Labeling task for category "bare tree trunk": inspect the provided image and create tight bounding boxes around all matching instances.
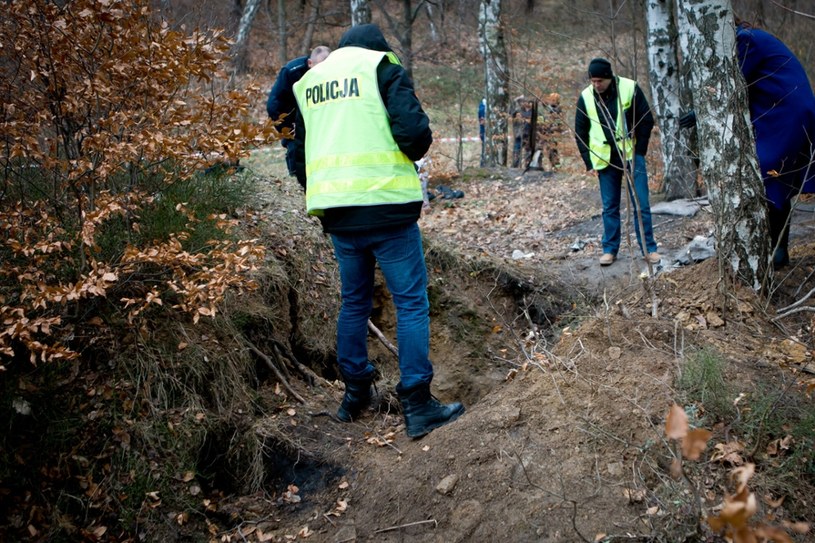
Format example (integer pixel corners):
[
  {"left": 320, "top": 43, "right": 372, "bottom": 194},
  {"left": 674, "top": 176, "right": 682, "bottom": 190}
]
[
  {"left": 677, "top": 0, "right": 770, "bottom": 290},
  {"left": 425, "top": 2, "right": 439, "bottom": 42},
  {"left": 479, "top": 0, "right": 509, "bottom": 166},
  {"left": 277, "top": 0, "right": 288, "bottom": 65},
  {"left": 645, "top": 0, "right": 697, "bottom": 199},
  {"left": 350, "top": 0, "right": 371, "bottom": 26},
  {"left": 233, "top": 0, "right": 262, "bottom": 74},
  {"left": 375, "top": 0, "right": 418, "bottom": 79},
  {"left": 301, "top": 0, "right": 320, "bottom": 55},
  {"left": 400, "top": 0, "right": 414, "bottom": 77}
]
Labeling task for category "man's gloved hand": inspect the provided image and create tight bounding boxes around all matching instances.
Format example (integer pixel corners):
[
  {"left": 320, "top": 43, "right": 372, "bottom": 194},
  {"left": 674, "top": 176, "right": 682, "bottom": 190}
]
[{"left": 678, "top": 110, "right": 697, "bottom": 129}]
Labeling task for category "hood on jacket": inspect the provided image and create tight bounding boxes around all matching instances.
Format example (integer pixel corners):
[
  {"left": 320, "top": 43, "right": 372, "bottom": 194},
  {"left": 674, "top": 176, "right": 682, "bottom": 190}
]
[{"left": 338, "top": 24, "right": 392, "bottom": 52}]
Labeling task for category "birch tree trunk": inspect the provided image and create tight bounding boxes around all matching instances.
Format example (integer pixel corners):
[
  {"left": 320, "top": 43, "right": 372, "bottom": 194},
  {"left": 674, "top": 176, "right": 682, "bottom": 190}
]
[
  {"left": 478, "top": 0, "right": 508, "bottom": 166},
  {"left": 350, "top": 0, "right": 371, "bottom": 26},
  {"left": 232, "top": 0, "right": 262, "bottom": 74},
  {"left": 645, "top": 0, "right": 697, "bottom": 200},
  {"left": 425, "top": 3, "right": 439, "bottom": 43},
  {"left": 676, "top": 0, "right": 770, "bottom": 290}
]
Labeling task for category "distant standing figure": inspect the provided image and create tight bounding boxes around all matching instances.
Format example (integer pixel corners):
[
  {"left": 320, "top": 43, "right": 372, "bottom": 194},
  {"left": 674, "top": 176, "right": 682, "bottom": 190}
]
[
  {"left": 574, "top": 58, "right": 660, "bottom": 266},
  {"left": 293, "top": 24, "right": 465, "bottom": 439},
  {"left": 478, "top": 97, "right": 487, "bottom": 166},
  {"left": 511, "top": 96, "right": 533, "bottom": 168},
  {"left": 266, "top": 46, "right": 330, "bottom": 181}
]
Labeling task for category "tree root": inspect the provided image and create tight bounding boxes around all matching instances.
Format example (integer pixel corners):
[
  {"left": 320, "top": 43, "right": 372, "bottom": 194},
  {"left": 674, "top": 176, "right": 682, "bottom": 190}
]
[{"left": 245, "top": 339, "right": 307, "bottom": 404}]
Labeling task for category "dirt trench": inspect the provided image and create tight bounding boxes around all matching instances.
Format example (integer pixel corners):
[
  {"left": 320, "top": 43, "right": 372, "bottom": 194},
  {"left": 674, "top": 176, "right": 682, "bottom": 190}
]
[{"left": 211, "top": 171, "right": 815, "bottom": 543}]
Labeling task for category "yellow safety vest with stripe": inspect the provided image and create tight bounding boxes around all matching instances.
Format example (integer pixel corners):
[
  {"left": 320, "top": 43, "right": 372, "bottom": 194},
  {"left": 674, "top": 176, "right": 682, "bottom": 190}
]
[
  {"left": 293, "top": 47, "right": 422, "bottom": 215},
  {"left": 581, "top": 77, "right": 637, "bottom": 169}
]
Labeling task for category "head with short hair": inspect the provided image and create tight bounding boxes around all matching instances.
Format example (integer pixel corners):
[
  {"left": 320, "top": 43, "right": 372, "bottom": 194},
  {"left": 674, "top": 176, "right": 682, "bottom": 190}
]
[{"left": 308, "top": 45, "right": 331, "bottom": 68}]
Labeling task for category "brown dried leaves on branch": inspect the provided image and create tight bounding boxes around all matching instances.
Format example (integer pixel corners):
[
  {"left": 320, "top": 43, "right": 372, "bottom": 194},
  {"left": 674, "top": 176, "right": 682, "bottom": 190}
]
[
  {"left": 0, "top": 0, "right": 278, "bottom": 366},
  {"left": 664, "top": 404, "right": 810, "bottom": 542}
]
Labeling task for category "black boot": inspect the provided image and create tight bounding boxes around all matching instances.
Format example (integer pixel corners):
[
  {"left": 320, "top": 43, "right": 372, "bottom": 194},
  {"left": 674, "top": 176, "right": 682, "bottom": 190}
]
[
  {"left": 768, "top": 204, "right": 791, "bottom": 269},
  {"left": 337, "top": 376, "right": 373, "bottom": 422},
  {"left": 397, "top": 383, "right": 465, "bottom": 438}
]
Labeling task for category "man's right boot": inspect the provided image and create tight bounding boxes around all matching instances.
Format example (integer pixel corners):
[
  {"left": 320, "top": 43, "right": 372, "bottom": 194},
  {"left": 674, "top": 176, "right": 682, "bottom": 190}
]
[
  {"left": 397, "top": 382, "right": 465, "bottom": 439},
  {"left": 337, "top": 376, "right": 373, "bottom": 422}
]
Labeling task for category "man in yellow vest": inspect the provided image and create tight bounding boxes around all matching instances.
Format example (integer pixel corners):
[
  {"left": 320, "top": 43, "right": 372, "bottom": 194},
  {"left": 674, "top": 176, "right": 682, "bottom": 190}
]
[
  {"left": 574, "top": 58, "right": 660, "bottom": 266},
  {"left": 293, "top": 24, "right": 464, "bottom": 439}
]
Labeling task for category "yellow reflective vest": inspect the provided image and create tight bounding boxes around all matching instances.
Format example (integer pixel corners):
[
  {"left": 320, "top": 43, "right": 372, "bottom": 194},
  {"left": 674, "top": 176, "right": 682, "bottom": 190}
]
[
  {"left": 293, "top": 47, "right": 422, "bottom": 215},
  {"left": 581, "top": 77, "right": 637, "bottom": 170}
]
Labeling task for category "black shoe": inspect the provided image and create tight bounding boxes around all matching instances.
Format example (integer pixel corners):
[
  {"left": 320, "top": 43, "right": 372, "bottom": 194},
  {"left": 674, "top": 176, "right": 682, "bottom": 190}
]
[
  {"left": 337, "top": 376, "right": 373, "bottom": 422},
  {"left": 396, "top": 382, "right": 465, "bottom": 438}
]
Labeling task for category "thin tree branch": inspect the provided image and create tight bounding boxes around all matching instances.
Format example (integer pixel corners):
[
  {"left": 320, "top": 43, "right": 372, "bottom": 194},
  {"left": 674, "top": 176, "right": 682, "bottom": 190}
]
[
  {"left": 368, "top": 319, "right": 399, "bottom": 357},
  {"left": 770, "top": 1, "right": 815, "bottom": 20}
]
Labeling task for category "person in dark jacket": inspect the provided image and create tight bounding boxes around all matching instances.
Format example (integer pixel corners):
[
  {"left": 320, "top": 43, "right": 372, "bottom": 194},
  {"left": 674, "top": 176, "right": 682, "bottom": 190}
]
[
  {"left": 736, "top": 22, "right": 815, "bottom": 268},
  {"left": 679, "top": 22, "right": 815, "bottom": 268},
  {"left": 266, "top": 45, "right": 330, "bottom": 177},
  {"left": 574, "top": 58, "right": 660, "bottom": 266},
  {"left": 292, "top": 23, "right": 464, "bottom": 439}
]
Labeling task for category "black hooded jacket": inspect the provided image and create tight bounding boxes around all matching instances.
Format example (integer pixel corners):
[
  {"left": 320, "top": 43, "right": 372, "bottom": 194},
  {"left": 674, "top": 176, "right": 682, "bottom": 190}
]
[
  {"left": 293, "top": 24, "right": 433, "bottom": 234},
  {"left": 574, "top": 78, "right": 654, "bottom": 171}
]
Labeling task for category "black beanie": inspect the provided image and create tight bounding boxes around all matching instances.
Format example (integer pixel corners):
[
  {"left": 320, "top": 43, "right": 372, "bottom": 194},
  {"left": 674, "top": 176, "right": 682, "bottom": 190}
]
[{"left": 588, "top": 58, "right": 613, "bottom": 79}]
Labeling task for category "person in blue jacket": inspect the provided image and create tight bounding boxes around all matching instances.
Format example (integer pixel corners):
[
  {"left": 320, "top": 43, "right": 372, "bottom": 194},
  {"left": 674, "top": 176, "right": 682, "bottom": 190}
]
[
  {"left": 738, "top": 21, "right": 815, "bottom": 268},
  {"left": 266, "top": 46, "right": 330, "bottom": 179},
  {"left": 681, "top": 21, "right": 815, "bottom": 268},
  {"left": 478, "top": 97, "right": 487, "bottom": 166}
]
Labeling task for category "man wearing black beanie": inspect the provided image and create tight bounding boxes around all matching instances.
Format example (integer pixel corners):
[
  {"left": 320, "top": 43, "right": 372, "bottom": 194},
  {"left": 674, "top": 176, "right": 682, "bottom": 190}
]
[{"left": 574, "top": 57, "right": 660, "bottom": 266}]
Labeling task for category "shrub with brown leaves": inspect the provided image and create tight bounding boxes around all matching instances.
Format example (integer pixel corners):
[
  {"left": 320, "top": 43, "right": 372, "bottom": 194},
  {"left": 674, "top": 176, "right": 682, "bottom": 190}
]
[{"left": 0, "top": 0, "right": 278, "bottom": 367}]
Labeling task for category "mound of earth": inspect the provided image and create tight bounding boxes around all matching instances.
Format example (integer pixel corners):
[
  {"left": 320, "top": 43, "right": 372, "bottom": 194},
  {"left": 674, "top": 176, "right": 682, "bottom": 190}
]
[{"left": 215, "top": 166, "right": 814, "bottom": 542}]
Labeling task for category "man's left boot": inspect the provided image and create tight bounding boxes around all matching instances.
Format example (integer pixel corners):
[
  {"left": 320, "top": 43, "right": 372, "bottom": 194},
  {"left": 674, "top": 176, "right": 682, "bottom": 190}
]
[
  {"left": 396, "top": 382, "right": 465, "bottom": 439},
  {"left": 768, "top": 205, "right": 791, "bottom": 269},
  {"left": 337, "top": 376, "right": 373, "bottom": 422}
]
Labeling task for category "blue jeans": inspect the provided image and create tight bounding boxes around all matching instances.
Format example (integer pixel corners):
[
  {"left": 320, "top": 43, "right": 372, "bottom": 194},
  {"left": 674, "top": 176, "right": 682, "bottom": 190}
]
[
  {"left": 597, "top": 154, "right": 657, "bottom": 256},
  {"left": 331, "top": 223, "right": 433, "bottom": 389}
]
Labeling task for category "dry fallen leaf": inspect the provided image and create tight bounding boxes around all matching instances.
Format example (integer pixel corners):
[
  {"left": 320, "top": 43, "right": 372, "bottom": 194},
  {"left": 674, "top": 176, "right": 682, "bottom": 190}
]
[
  {"left": 622, "top": 488, "right": 646, "bottom": 503},
  {"left": 665, "top": 404, "right": 689, "bottom": 440},
  {"left": 763, "top": 494, "right": 785, "bottom": 508},
  {"left": 681, "top": 428, "right": 712, "bottom": 460},
  {"left": 710, "top": 441, "right": 745, "bottom": 465}
]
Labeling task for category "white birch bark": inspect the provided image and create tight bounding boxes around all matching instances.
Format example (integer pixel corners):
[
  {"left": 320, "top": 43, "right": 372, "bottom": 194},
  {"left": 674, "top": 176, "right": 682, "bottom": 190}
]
[
  {"left": 350, "top": 0, "right": 371, "bottom": 26},
  {"left": 232, "top": 0, "right": 262, "bottom": 74},
  {"left": 676, "top": 0, "right": 770, "bottom": 290},
  {"left": 645, "top": 0, "right": 697, "bottom": 200},
  {"left": 478, "top": 0, "right": 508, "bottom": 166},
  {"left": 425, "top": 3, "right": 439, "bottom": 43}
]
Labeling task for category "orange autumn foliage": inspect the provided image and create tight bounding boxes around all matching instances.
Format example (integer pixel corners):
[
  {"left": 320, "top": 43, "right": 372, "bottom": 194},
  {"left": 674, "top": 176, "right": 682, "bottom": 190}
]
[{"left": 0, "top": 0, "right": 278, "bottom": 367}]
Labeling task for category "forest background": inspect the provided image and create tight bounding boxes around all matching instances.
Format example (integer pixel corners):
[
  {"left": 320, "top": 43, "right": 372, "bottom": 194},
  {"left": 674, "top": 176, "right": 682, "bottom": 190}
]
[{"left": 1, "top": 0, "right": 814, "bottom": 542}]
